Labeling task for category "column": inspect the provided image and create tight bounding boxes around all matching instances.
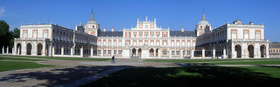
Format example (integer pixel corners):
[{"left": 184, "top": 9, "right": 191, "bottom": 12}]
[
  {"left": 80, "top": 46, "right": 83, "bottom": 57},
  {"left": 6, "top": 46, "right": 9, "bottom": 54},
  {"left": 136, "top": 48, "right": 138, "bottom": 56},
  {"left": 180, "top": 49, "right": 183, "bottom": 59},
  {"left": 191, "top": 49, "right": 194, "bottom": 58},
  {"left": 2, "top": 46, "right": 4, "bottom": 54},
  {"left": 212, "top": 48, "right": 216, "bottom": 59},
  {"left": 13, "top": 42, "right": 16, "bottom": 55},
  {"left": 101, "top": 48, "right": 104, "bottom": 57},
  {"left": 111, "top": 49, "right": 114, "bottom": 56},
  {"left": 223, "top": 47, "right": 226, "bottom": 58},
  {"left": 154, "top": 49, "right": 156, "bottom": 57},
  {"left": 90, "top": 46, "right": 93, "bottom": 57},
  {"left": 52, "top": 45, "right": 54, "bottom": 56},
  {"left": 202, "top": 48, "right": 205, "bottom": 58},
  {"left": 71, "top": 46, "right": 74, "bottom": 56},
  {"left": 169, "top": 49, "right": 172, "bottom": 58},
  {"left": 158, "top": 49, "right": 161, "bottom": 58},
  {"left": 42, "top": 43, "right": 46, "bottom": 56},
  {"left": 266, "top": 44, "right": 270, "bottom": 58},
  {"left": 61, "top": 46, "right": 64, "bottom": 55}
]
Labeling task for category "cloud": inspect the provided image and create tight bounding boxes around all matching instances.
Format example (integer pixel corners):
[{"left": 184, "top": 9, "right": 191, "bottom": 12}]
[{"left": 0, "top": 8, "right": 6, "bottom": 17}]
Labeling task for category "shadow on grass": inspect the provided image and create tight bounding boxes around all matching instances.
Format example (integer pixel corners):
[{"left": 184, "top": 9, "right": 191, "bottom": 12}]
[
  {"left": 82, "top": 64, "right": 280, "bottom": 87},
  {"left": 0, "top": 65, "right": 134, "bottom": 87}
]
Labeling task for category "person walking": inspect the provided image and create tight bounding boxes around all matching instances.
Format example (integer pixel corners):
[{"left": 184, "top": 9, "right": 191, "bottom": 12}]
[{"left": 112, "top": 55, "right": 115, "bottom": 64}]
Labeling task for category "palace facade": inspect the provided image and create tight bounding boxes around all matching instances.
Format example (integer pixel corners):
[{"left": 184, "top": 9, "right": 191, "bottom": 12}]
[{"left": 12, "top": 11, "right": 270, "bottom": 59}]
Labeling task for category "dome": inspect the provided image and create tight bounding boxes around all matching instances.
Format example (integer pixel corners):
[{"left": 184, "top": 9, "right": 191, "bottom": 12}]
[
  {"left": 197, "top": 20, "right": 210, "bottom": 25},
  {"left": 87, "top": 20, "right": 98, "bottom": 24},
  {"left": 86, "top": 12, "right": 98, "bottom": 24},
  {"left": 197, "top": 11, "right": 210, "bottom": 25}
]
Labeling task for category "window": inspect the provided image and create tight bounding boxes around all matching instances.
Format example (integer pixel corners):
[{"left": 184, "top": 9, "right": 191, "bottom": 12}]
[
  {"left": 182, "top": 42, "right": 185, "bottom": 46},
  {"left": 23, "top": 31, "right": 27, "bottom": 38},
  {"left": 188, "top": 42, "right": 190, "bottom": 47},
  {"left": 134, "top": 42, "right": 136, "bottom": 45},
  {"left": 177, "top": 42, "right": 179, "bottom": 46},
  {"left": 33, "top": 30, "right": 37, "bottom": 38},
  {"left": 140, "top": 33, "right": 142, "bottom": 37},
  {"left": 163, "top": 50, "right": 167, "bottom": 55},
  {"left": 109, "top": 41, "right": 111, "bottom": 46},
  {"left": 176, "top": 51, "right": 180, "bottom": 55},
  {"left": 232, "top": 31, "right": 237, "bottom": 39},
  {"left": 98, "top": 50, "right": 101, "bottom": 54},
  {"left": 244, "top": 31, "right": 249, "bottom": 39},
  {"left": 164, "top": 42, "right": 166, "bottom": 46},
  {"left": 114, "top": 42, "right": 116, "bottom": 46},
  {"left": 192, "top": 42, "right": 196, "bottom": 47},
  {"left": 119, "top": 42, "right": 121, "bottom": 46},
  {"left": 108, "top": 50, "right": 111, "bottom": 54},
  {"left": 172, "top": 42, "right": 174, "bottom": 46},
  {"left": 157, "top": 33, "right": 159, "bottom": 37},
  {"left": 44, "top": 30, "right": 48, "bottom": 38},
  {"left": 256, "top": 32, "right": 261, "bottom": 39},
  {"left": 172, "top": 51, "right": 175, "bottom": 55},
  {"left": 114, "top": 50, "right": 117, "bottom": 54},
  {"left": 92, "top": 26, "right": 95, "bottom": 28},
  {"left": 119, "top": 50, "right": 122, "bottom": 54},
  {"left": 151, "top": 42, "right": 154, "bottom": 45},
  {"left": 164, "top": 33, "right": 166, "bottom": 37},
  {"left": 103, "top": 42, "right": 106, "bottom": 46},
  {"left": 151, "top": 33, "right": 153, "bottom": 37},
  {"left": 134, "top": 33, "right": 136, "bottom": 37},
  {"left": 157, "top": 41, "right": 159, "bottom": 45},
  {"left": 146, "top": 33, "right": 148, "bottom": 37}
]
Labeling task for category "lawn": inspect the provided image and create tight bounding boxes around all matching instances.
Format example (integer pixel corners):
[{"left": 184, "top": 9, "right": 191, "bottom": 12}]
[
  {"left": 0, "top": 61, "right": 53, "bottom": 72},
  {"left": 82, "top": 66, "right": 280, "bottom": 87},
  {"left": 0, "top": 56, "right": 44, "bottom": 61},
  {"left": 145, "top": 58, "right": 280, "bottom": 65},
  {"left": 1, "top": 55, "right": 111, "bottom": 61}
]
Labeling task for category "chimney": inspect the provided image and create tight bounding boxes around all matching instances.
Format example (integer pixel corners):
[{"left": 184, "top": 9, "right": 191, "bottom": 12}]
[
  {"left": 112, "top": 27, "right": 114, "bottom": 32},
  {"left": 181, "top": 27, "right": 184, "bottom": 32},
  {"left": 103, "top": 27, "right": 106, "bottom": 32}
]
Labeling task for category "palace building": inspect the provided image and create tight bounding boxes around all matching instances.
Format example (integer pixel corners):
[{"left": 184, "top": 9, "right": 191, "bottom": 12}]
[{"left": 12, "top": 11, "right": 270, "bottom": 59}]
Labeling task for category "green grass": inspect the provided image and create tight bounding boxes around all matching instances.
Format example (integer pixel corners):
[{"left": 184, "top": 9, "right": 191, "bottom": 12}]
[
  {"left": 0, "top": 61, "right": 53, "bottom": 72},
  {"left": 0, "top": 57, "right": 44, "bottom": 61},
  {"left": 1, "top": 55, "right": 110, "bottom": 61},
  {"left": 82, "top": 66, "right": 280, "bottom": 87},
  {"left": 145, "top": 58, "right": 280, "bottom": 65}
]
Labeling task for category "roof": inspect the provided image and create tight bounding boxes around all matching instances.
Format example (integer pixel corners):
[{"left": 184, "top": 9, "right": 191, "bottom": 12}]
[
  {"left": 170, "top": 31, "right": 196, "bottom": 37},
  {"left": 98, "top": 31, "right": 123, "bottom": 37}
]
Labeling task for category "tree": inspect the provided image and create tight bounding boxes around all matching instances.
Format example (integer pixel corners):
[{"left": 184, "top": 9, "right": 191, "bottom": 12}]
[
  {"left": 0, "top": 20, "right": 11, "bottom": 50},
  {"left": 9, "top": 27, "right": 20, "bottom": 50}
]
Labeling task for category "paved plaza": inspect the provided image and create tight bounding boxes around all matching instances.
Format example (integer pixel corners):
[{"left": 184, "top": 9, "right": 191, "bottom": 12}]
[{"left": 0, "top": 56, "right": 180, "bottom": 87}]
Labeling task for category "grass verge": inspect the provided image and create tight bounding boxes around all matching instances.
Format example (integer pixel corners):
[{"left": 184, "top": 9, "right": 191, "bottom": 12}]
[{"left": 0, "top": 61, "right": 53, "bottom": 72}]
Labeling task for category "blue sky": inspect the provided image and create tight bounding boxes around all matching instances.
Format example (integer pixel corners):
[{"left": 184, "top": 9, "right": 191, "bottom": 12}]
[{"left": 0, "top": 0, "right": 279, "bottom": 41}]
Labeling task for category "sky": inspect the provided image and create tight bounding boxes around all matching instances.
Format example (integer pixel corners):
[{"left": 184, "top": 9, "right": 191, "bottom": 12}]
[{"left": 0, "top": 0, "right": 279, "bottom": 42}]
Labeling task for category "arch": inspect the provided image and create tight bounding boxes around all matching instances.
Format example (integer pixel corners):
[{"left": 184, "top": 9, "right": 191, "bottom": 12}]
[
  {"left": 235, "top": 45, "right": 242, "bottom": 58},
  {"left": 138, "top": 48, "right": 142, "bottom": 57},
  {"left": 26, "top": 43, "right": 32, "bottom": 55},
  {"left": 16, "top": 43, "right": 21, "bottom": 55},
  {"left": 132, "top": 48, "right": 136, "bottom": 56},
  {"left": 37, "top": 43, "right": 43, "bottom": 55},
  {"left": 260, "top": 45, "right": 266, "bottom": 58},
  {"left": 149, "top": 48, "right": 154, "bottom": 56},
  {"left": 248, "top": 45, "right": 254, "bottom": 58}
]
